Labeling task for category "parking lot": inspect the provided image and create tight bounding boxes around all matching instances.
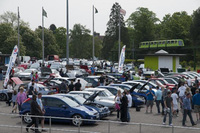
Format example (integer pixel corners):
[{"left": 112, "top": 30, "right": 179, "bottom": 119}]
[{"left": 1, "top": 98, "right": 200, "bottom": 133}]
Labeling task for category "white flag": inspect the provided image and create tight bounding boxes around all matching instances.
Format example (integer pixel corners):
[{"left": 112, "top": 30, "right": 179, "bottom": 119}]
[{"left": 118, "top": 45, "right": 126, "bottom": 73}]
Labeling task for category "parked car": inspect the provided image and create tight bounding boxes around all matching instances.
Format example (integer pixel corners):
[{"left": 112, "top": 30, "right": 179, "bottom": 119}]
[
  {"left": 20, "top": 95, "right": 99, "bottom": 126},
  {"left": 68, "top": 91, "right": 115, "bottom": 113},
  {"left": 83, "top": 76, "right": 100, "bottom": 87},
  {"left": 18, "top": 68, "right": 39, "bottom": 80},
  {"left": 96, "top": 86, "right": 124, "bottom": 96},
  {"left": 55, "top": 94, "right": 110, "bottom": 119}
]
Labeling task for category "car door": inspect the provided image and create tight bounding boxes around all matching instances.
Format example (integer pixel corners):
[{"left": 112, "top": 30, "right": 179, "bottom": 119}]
[{"left": 43, "top": 97, "right": 70, "bottom": 118}]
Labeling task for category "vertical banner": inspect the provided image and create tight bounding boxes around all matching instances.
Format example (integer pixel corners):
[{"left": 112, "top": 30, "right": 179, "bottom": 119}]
[
  {"left": 3, "top": 45, "right": 18, "bottom": 87},
  {"left": 118, "top": 45, "right": 126, "bottom": 73}
]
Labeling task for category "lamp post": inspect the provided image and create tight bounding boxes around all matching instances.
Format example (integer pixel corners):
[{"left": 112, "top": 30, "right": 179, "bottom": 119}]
[{"left": 66, "top": 0, "right": 69, "bottom": 65}]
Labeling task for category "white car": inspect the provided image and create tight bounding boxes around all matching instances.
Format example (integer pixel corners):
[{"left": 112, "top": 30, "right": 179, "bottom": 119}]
[
  {"left": 18, "top": 69, "right": 39, "bottom": 80},
  {"left": 84, "top": 88, "right": 115, "bottom": 101},
  {"left": 68, "top": 91, "right": 115, "bottom": 113}
]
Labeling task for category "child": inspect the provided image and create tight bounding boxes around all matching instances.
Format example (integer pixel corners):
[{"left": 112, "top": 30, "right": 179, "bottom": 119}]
[{"left": 11, "top": 90, "right": 17, "bottom": 113}]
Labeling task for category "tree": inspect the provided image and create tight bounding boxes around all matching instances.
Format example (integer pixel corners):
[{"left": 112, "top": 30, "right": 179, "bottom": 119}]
[
  {"left": 19, "top": 26, "right": 42, "bottom": 58},
  {"left": 49, "top": 24, "right": 57, "bottom": 34},
  {"left": 127, "top": 7, "right": 159, "bottom": 48},
  {"left": 0, "top": 23, "right": 25, "bottom": 55},
  {"left": 69, "top": 24, "right": 91, "bottom": 58},
  {"left": 0, "top": 11, "right": 29, "bottom": 27},
  {"left": 102, "top": 2, "right": 129, "bottom": 61},
  {"left": 54, "top": 27, "right": 66, "bottom": 57},
  {"left": 160, "top": 11, "right": 192, "bottom": 45},
  {"left": 35, "top": 27, "right": 60, "bottom": 57}
]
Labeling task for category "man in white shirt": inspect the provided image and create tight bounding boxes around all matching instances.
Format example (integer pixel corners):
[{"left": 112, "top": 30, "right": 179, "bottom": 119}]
[
  {"left": 171, "top": 90, "right": 179, "bottom": 116},
  {"left": 186, "top": 77, "right": 192, "bottom": 87},
  {"left": 28, "top": 80, "right": 39, "bottom": 93},
  {"left": 126, "top": 90, "right": 132, "bottom": 122},
  {"left": 178, "top": 83, "right": 186, "bottom": 108}
]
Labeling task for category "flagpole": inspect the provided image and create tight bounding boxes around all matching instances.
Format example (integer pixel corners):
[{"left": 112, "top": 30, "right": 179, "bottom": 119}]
[
  {"left": 66, "top": 0, "right": 69, "bottom": 65},
  {"left": 17, "top": 7, "right": 20, "bottom": 64},
  {"left": 92, "top": 5, "right": 95, "bottom": 63},
  {"left": 42, "top": 7, "right": 44, "bottom": 66},
  {"left": 118, "top": 8, "right": 121, "bottom": 61}
]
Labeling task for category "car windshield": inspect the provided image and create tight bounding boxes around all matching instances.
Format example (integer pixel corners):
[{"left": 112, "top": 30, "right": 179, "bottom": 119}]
[
  {"left": 104, "top": 90, "right": 113, "bottom": 96},
  {"left": 74, "top": 96, "right": 86, "bottom": 104},
  {"left": 61, "top": 97, "right": 79, "bottom": 107}
]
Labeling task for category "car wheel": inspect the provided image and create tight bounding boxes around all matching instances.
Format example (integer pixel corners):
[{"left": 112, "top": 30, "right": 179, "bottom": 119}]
[
  {"left": 23, "top": 112, "right": 32, "bottom": 124},
  {"left": 0, "top": 93, "right": 7, "bottom": 101},
  {"left": 72, "top": 114, "right": 83, "bottom": 126}
]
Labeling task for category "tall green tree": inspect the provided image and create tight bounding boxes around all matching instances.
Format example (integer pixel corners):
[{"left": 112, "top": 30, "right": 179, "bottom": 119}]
[
  {"left": 127, "top": 7, "right": 159, "bottom": 48},
  {"left": 49, "top": 24, "right": 57, "bottom": 34},
  {"left": 102, "top": 2, "right": 129, "bottom": 61},
  {"left": 54, "top": 27, "right": 66, "bottom": 57},
  {"left": 35, "top": 27, "right": 60, "bottom": 57},
  {"left": 160, "top": 11, "right": 192, "bottom": 45},
  {"left": 19, "top": 26, "right": 42, "bottom": 58},
  {"left": 0, "top": 11, "right": 29, "bottom": 27},
  {"left": 69, "top": 24, "right": 91, "bottom": 58},
  {"left": 0, "top": 23, "right": 25, "bottom": 55}
]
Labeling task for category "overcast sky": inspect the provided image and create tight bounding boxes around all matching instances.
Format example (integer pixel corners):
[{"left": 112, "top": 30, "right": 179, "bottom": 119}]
[{"left": 0, "top": 0, "right": 199, "bottom": 35}]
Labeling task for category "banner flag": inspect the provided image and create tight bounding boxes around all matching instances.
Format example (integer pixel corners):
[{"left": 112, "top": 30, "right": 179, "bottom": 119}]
[
  {"left": 3, "top": 45, "right": 18, "bottom": 87},
  {"left": 118, "top": 45, "right": 126, "bottom": 73}
]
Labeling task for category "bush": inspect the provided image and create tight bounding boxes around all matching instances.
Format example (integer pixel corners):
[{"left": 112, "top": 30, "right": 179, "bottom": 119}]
[
  {"left": 189, "top": 60, "right": 194, "bottom": 67},
  {"left": 180, "top": 61, "right": 187, "bottom": 68}
]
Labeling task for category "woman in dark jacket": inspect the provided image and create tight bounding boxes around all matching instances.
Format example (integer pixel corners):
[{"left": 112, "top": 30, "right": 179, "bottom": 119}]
[{"left": 120, "top": 91, "right": 128, "bottom": 122}]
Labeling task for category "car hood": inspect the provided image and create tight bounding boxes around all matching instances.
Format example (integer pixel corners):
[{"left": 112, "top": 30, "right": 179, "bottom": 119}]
[{"left": 73, "top": 105, "right": 97, "bottom": 114}]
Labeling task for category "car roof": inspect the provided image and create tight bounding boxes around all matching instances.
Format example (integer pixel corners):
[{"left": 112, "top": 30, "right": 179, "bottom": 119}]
[
  {"left": 69, "top": 91, "right": 93, "bottom": 94},
  {"left": 84, "top": 88, "right": 107, "bottom": 91}
]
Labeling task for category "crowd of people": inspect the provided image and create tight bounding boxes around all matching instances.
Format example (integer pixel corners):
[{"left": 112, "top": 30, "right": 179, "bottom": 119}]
[{"left": 143, "top": 78, "right": 200, "bottom": 126}]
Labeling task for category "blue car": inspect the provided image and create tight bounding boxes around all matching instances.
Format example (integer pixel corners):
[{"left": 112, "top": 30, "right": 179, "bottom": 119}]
[
  {"left": 56, "top": 94, "right": 110, "bottom": 119},
  {"left": 20, "top": 95, "right": 99, "bottom": 126}
]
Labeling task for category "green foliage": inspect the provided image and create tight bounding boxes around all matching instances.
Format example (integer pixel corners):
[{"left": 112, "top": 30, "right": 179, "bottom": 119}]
[
  {"left": 188, "top": 60, "right": 194, "bottom": 67},
  {"left": 180, "top": 61, "right": 187, "bottom": 68},
  {"left": 54, "top": 27, "right": 66, "bottom": 57},
  {"left": 0, "top": 23, "right": 26, "bottom": 55},
  {"left": 127, "top": 7, "right": 159, "bottom": 48},
  {"left": 19, "top": 25, "right": 42, "bottom": 58},
  {"left": 35, "top": 28, "right": 60, "bottom": 57}
]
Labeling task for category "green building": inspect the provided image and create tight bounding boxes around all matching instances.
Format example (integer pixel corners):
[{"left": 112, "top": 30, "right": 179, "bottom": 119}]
[{"left": 144, "top": 50, "right": 185, "bottom": 72}]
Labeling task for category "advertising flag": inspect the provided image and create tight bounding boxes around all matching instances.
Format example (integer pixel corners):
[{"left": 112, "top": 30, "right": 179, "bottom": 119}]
[
  {"left": 120, "top": 8, "right": 126, "bottom": 16},
  {"left": 3, "top": 45, "right": 18, "bottom": 87},
  {"left": 118, "top": 45, "right": 126, "bottom": 73}
]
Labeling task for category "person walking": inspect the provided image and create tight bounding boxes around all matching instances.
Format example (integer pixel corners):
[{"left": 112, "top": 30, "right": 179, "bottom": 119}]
[
  {"left": 6, "top": 81, "right": 13, "bottom": 106},
  {"left": 11, "top": 90, "right": 17, "bottom": 113},
  {"left": 178, "top": 83, "right": 186, "bottom": 108},
  {"left": 146, "top": 86, "right": 155, "bottom": 113},
  {"left": 74, "top": 79, "right": 82, "bottom": 91},
  {"left": 192, "top": 89, "right": 200, "bottom": 122},
  {"left": 120, "top": 91, "right": 128, "bottom": 122},
  {"left": 16, "top": 87, "right": 27, "bottom": 112},
  {"left": 26, "top": 95, "right": 42, "bottom": 133},
  {"left": 126, "top": 90, "right": 132, "bottom": 122},
  {"left": 37, "top": 93, "right": 46, "bottom": 132},
  {"left": 182, "top": 92, "right": 196, "bottom": 126},
  {"left": 155, "top": 86, "right": 162, "bottom": 114},
  {"left": 163, "top": 92, "right": 173, "bottom": 126},
  {"left": 171, "top": 90, "right": 179, "bottom": 116},
  {"left": 114, "top": 90, "right": 121, "bottom": 120}
]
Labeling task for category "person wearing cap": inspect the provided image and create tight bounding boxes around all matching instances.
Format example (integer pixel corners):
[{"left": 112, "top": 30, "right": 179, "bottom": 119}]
[
  {"left": 146, "top": 86, "right": 155, "bottom": 113},
  {"left": 182, "top": 93, "right": 196, "bottom": 126},
  {"left": 192, "top": 89, "right": 200, "bottom": 122},
  {"left": 16, "top": 87, "right": 27, "bottom": 111}
]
